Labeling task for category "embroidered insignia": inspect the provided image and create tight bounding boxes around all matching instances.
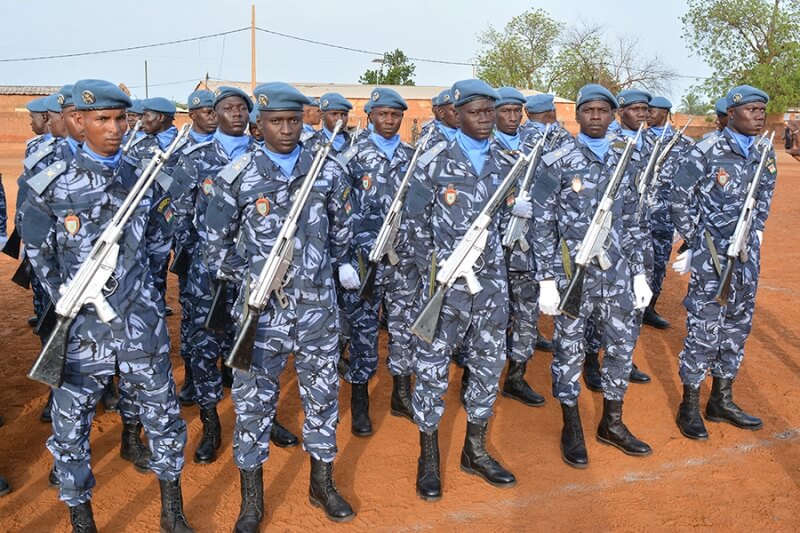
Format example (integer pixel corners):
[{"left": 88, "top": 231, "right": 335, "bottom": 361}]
[
  {"left": 192, "top": 96, "right": 200, "bottom": 106},
  {"left": 344, "top": 199, "right": 353, "bottom": 215},
  {"left": 767, "top": 159, "right": 777, "bottom": 175},
  {"left": 202, "top": 177, "right": 214, "bottom": 195},
  {"left": 164, "top": 208, "right": 174, "bottom": 223},
  {"left": 342, "top": 186, "right": 351, "bottom": 201},
  {"left": 255, "top": 196, "right": 270, "bottom": 216},
  {"left": 444, "top": 184, "right": 457, "bottom": 206},
  {"left": 157, "top": 198, "right": 170, "bottom": 213},
  {"left": 716, "top": 167, "right": 729, "bottom": 186},
  {"left": 64, "top": 212, "right": 80, "bottom": 235},
  {"left": 572, "top": 177, "right": 582, "bottom": 193},
  {"left": 81, "top": 91, "right": 95, "bottom": 105},
  {"left": 361, "top": 174, "right": 372, "bottom": 191},
  {"left": 258, "top": 94, "right": 269, "bottom": 107}
]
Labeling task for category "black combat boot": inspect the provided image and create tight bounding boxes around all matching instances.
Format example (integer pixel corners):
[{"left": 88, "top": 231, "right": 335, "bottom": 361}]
[
  {"left": 233, "top": 466, "right": 264, "bottom": 533},
  {"left": 460, "top": 366, "right": 470, "bottom": 406},
  {"left": 159, "top": 477, "right": 194, "bottom": 532},
  {"left": 0, "top": 475, "right": 9, "bottom": 497},
  {"left": 337, "top": 355, "right": 350, "bottom": 378},
  {"left": 350, "top": 383, "right": 372, "bottom": 436},
  {"left": 308, "top": 457, "right": 355, "bottom": 522},
  {"left": 101, "top": 379, "right": 120, "bottom": 412},
  {"left": 597, "top": 399, "right": 652, "bottom": 456},
  {"left": 582, "top": 350, "right": 602, "bottom": 393},
  {"left": 677, "top": 385, "right": 708, "bottom": 440},
  {"left": 629, "top": 363, "right": 651, "bottom": 384},
  {"left": 49, "top": 466, "right": 60, "bottom": 488},
  {"left": 416, "top": 430, "right": 441, "bottom": 501},
  {"left": 460, "top": 420, "right": 516, "bottom": 487},
  {"left": 194, "top": 407, "right": 222, "bottom": 464},
  {"left": 642, "top": 294, "right": 669, "bottom": 329},
  {"left": 40, "top": 390, "right": 53, "bottom": 423},
  {"left": 120, "top": 422, "right": 152, "bottom": 472},
  {"left": 69, "top": 501, "right": 97, "bottom": 533},
  {"left": 270, "top": 418, "right": 299, "bottom": 448},
  {"left": 178, "top": 366, "right": 195, "bottom": 406},
  {"left": 535, "top": 333, "right": 554, "bottom": 352},
  {"left": 705, "top": 377, "right": 763, "bottom": 430},
  {"left": 560, "top": 403, "right": 588, "bottom": 468},
  {"left": 390, "top": 374, "right": 414, "bottom": 421},
  {"left": 502, "top": 360, "right": 545, "bottom": 407}
]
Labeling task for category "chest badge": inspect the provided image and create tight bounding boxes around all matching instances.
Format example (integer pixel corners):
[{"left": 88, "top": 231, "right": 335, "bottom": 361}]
[
  {"left": 202, "top": 177, "right": 214, "bottom": 195},
  {"left": 362, "top": 174, "right": 372, "bottom": 191},
  {"left": 716, "top": 167, "right": 729, "bottom": 186},
  {"left": 572, "top": 177, "right": 583, "bottom": 193},
  {"left": 64, "top": 212, "right": 80, "bottom": 236},
  {"left": 444, "top": 184, "right": 457, "bottom": 206},
  {"left": 255, "top": 196, "right": 270, "bottom": 216}
]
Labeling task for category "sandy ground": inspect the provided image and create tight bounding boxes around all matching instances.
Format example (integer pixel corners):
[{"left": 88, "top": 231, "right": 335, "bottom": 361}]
[{"left": 0, "top": 143, "right": 798, "bottom": 532}]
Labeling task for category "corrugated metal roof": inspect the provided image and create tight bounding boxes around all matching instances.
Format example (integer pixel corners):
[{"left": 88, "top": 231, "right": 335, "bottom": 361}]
[{"left": 0, "top": 85, "right": 61, "bottom": 96}]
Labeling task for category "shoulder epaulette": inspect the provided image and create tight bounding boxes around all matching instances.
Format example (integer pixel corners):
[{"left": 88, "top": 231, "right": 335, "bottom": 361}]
[
  {"left": 541, "top": 144, "right": 571, "bottom": 166},
  {"left": 183, "top": 140, "right": 213, "bottom": 156},
  {"left": 26, "top": 135, "right": 42, "bottom": 147},
  {"left": 417, "top": 140, "right": 448, "bottom": 168},
  {"left": 497, "top": 149, "right": 519, "bottom": 166},
  {"left": 219, "top": 152, "right": 252, "bottom": 184},
  {"left": 335, "top": 145, "right": 359, "bottom": 168},
  {"left": 28, "top": 159, "right": 68, "bottom": 195},
  {"left": 300, "top": 130, "right": 316, "bottom": 143},
  {"left": 23, "top": 140, "right": 56, "bottom": 170},
  {"left": 695, "top": 132, "right": 721, "bottom": 154}
]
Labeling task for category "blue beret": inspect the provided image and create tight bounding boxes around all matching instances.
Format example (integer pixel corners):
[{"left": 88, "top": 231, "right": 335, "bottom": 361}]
[
  {"left": 727, "top": 85, "right": 769, "bottom": 109},
  {"left": 306, "top": 97, "right": 320, "bottom": 107},
  {"left": 213, "top": 86, "right": 253, "bottom": 112},
  {"left": 249, "top": 109, "right": 260, "bottom": 124},
  {"left": 72, "top": 79, "right": 132, "bottom": 111},
  {"left": 187, "top": 89, "right": 214, "bottom": 110},
  {"left": 369, "top": 87, "right": 408, "bottom": 111},
  {"left": 253, "top": 82, "right": 310, "bottom": 112},
  {"left": 495, "top": 87, "right": 526, "bottom": 108},
  {"left": 525, "top": 94, "right": 555, "bottom": 113},
  {"left": 26, "top": 97, "right": 48, "bottom": 114},
  {"left": 616, "top": 89, "right": 652, "bottom": 107},
  {"left": 714, "top": 97, "right": 728, "bottom": 116},
  {"left": 45, "top": 94, "right": 61, "bottom": 113},
  {"left": 56, "top": 85, "right": 74, "bottom": 108},
  {"left": 649, "top": 96, "right": 672, "bottom": 110},
  {"left": 576, "top": 84, "right": 618, "bottom": 109},
  {"left": 451, "top": 79, "right": 500, "bottom": 107},
  {"left": 128, "top": 99, "right": 144, "bottom": 114},
  {"left": 143, "top": 97, "right": 176, "bottom": 116},
  {"left": 320, "top": 92, "right": 353, "bottom": 112},
  {"left": 433, "top": 89, "right": 453, "bottom": 107}
]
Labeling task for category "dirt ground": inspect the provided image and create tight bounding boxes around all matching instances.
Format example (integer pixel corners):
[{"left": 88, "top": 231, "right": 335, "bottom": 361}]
[{"left": 0, "top": 143, "right": 798, "bottom": 532}]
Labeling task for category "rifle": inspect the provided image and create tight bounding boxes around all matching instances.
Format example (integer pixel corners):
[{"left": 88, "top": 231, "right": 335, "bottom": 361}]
[
  {"left": 502, "top": 134, "right": 547, "bottom": 252},
  {"left": 358, "top": 127, "right": 433, "bottom": 303},
  {"left": 635, "top": 125, "right": 669, "bottom": 216},
  {"left": 410, "top": 148, "right": 536, "bottom": 344},
  {"left": 638, "top": 118, "right": 694, "bottom": 214},
  {"left": 224, "top": 120, "right": 344, "bottom": 371},
  {"left": 122, "top": 120, "right": 143, "bottom": 154},
  {"left": 28, "top": 124, "right": 191, "bottom": 388},
  {"left": 558, "top": 124, "right": 643, "bottom": 319},
  {"left": 714, "top": 131, "right": 775, "bottom": 305},
  {"left": 350, "top": 119, "right": 361, "bottom": 148}
]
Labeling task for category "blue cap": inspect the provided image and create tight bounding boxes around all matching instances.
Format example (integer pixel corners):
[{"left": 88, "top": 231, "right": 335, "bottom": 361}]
[
  {"left": 319, "top": 92, "right": 353, "bottom": 112},
  {"left": 56, "top": 85, "right": 74, "bottom": 108},
  {"left": 451, "top": 79, "right": 500, "bottom": 107},
  {"left": 727, "top": 85, "right": 769, "bottom": 109},
  {"left": 433, "top": 89, "right": 453, "bottom": 107},
  {"left": 714, "top": 97, "right": 728, "bottom": 116},
  {"left": 649, "top": 96, "right": 672, "bottom": 110},
  {"left": 143, "top": 97, "right": 176, "bottom": 116},
  {"left": 213, "top": 86, "right": 253, "bottom": 112},
  {"left": 369, "top": 87, "right": 408, "bottom": 110},
  {"left": 72, "top": 79, "right": 132, "bottom": 111},
  {"left": 45, "top": 94, "right": 62, "bottom": 113},
  {"left": 526, "top": 94, "right": 555, "bottom": 113},
  {"left": 128, "top": 99, "right": 144, "bottom": 114},
  {"left": 187, "top": 89, "right": 214, "bottom": 110},
  {"left": 26, "top": 97, "right": 48, "bottom": 114},
  {"left": 495, "top": 87, "right": 526, "bottom": 108},
  {"left": 249, "top": 109, "right": 259, "bottom": 124},
  {"left": 576, "top": 84, "right": 618, "bottom": 109},
  {"left": 616, "top": 89, "right": 652, "bottom": 107},
  {"left": 253, "top": 82, "right": 310, "bottom": 112},
  {"left": 306, "top": 97, "right": 320, "bottom": 107}
]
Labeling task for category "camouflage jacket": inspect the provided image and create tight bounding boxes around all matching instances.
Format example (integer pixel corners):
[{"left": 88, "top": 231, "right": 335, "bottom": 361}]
[
  {"left": 520, "top": 122, "right": 574, "bottom": 150},
  {"left": 305, "top": 128, "right": 354, "bottom": 156},
  {"left": 645, "top": 127, "right": 694, "bottom": 230}
]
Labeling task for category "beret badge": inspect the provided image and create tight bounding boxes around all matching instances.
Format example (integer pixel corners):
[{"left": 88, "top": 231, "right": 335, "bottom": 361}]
[
  {"left": 57, "top": 94, "right": 65, "bottom": 105},
  {"left": 258, "top": 94, "right": 269, "bottom": 107},
  {"left": 733, "top": 93, "right": 742, "bottom": 103},
  {"left": 372, "top": 91, "right": 380, "bottom": 102},
  {"left": 81, "top": 91, "right": 96, "bottom": 105},
  {"left": 454, "top": 89, "right": 460, "bottom": 101},
  {"left": 192, "top": 96, "right": 200, "bottom": 106}
]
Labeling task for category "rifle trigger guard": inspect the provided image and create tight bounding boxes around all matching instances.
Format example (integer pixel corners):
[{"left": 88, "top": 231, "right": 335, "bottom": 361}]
[{"left": 103, "top": 275, "right": 119, "bottom": 297}]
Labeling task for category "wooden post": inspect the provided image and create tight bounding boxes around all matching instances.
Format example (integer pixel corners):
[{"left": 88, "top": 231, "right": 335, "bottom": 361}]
[{"left": 251, "top": 4, "right": 256, "bottom": 95}]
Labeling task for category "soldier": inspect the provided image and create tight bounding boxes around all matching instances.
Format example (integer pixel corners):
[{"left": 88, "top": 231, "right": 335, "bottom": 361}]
[
  {"left": 520, "top": 94, "right": 573, "bottom": 150},
  {"left": 301, "top": 96, "right": 321, "bottom": 140},
  {"left": 248, "top": 109, "right": 264, "bottom": 146},
  {"left": 337, "top": 87, "right": 419, "bottom": 435},
  {"left": 670, "top": 85, "right": 775, "bottom": 440},
  {"left": 533, "top": 84, "right": 653, "bottom": 469},
  {"left": 714, "top": 97, "right": 728, "bottom": 132},
  {"left": 204, "top": 82, "right": 356, "bottom": 527},
  {"left": 123, "top": 99, "right": 145, "bottom": 145},
  {"left": 306, "top": 92, "right": 353, "bottom": 154},
  {"left": 403, "top": 79, "right": 519, "bottom": 500},
  {"left": 25, "top": 96, "right": 51, "bottom": 156},
  {"left": 187, "top": 90, "right": 217, "bottom": 144},
  {"left": 20, "top": 79, "right": 192, "bottom": 532},
  {"left": 421, "top": 89, "right": 458, "bottom": 146}
]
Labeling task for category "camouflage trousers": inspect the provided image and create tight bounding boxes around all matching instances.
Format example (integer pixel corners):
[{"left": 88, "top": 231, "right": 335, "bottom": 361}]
[
  {"left": 553, "top": 291, "right": 637, "bottom": 405},
  {"left": 232, "top": 292, "right": 340, "bottom": 469},
  {"left": 177, "top": 269, "right": 192, "bottom": 369},
  {"left": 341, "top": 261, "right": 420, "bottom": 383},
  {"left": 413, "top": 276, "right": 508, "bottom": 433},
  {"left": 507, "top": 270, "right": 540, "bottom": 364},
  {"left": 651, "top": 226, "right": 673, "bottom": 298}
]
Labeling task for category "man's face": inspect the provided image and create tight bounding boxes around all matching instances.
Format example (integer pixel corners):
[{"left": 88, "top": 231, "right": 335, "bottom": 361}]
[
  {"left": 215, "top": 96, "right": 249, "bottom": 136},
  {"left": 456, "top": 99, "right": 495, "bottom": 140},
  {"left": 440, "top": 103, "right": 459, "bottom": 129},
  {"left": 249, "top": 120, "right": 263, "bottom": 142},
  {"left": 260, "top": 110, "right": 302, "bottom": 154},
  {"left": 126, "top": 112, "right": 141, "bottom": 129},
  {"left": 729, "top": 102, "right": 766, "bottom": 136},
  {"left": 495, "top": 104, "right": 522, "bottom": 135},
  {"left": 323, "top": 110, "right": 349, "bottom": 133},
  {"left": 303, "top": 105, "right": 321, "bottom": 126},
  {"left": 647, "top": 107, "right": 669, "bottom": 128},
  {"left": 62, "top": 106, "right": 85, "bottom": 141},
  {"left": 30, "top": 112, "right": 48, "bottom": 135},
  {"left": 618, "top": 103, "right": 648, "bottom": 131},
  {"left": 576, "top": 100, "right": 613, "bottom": 139},
  {"left": 141, "top": 110, "right": 171, "bottom": 135},
  {"left": 76, "top": 108, "right": 127, "bottom": 156},
  {"left": 47, "top": 110, "right": 67, "bottom": 138},
  {"left": 189, "top": 107, "right": 218, "bottom": 134},
  {"left": 371, "top": 107, "right": 404, "bottom": 138},
  {"left": 715, "top": 113, "right": 729, "bottom": 132}
]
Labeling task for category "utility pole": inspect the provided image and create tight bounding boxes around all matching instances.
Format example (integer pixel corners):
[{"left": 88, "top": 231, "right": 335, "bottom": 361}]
[
  {"left": 251, "top": 4, "right": 256, "bottom": 95},
  {"left": 144, "top": 60, "right": 149, "bottom": 98}
]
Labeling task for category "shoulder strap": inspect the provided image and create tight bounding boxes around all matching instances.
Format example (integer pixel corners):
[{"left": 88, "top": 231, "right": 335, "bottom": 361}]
[
  {"left": 28, "top": 160, "right": 68, "bottom": 195},
  {"left": 218, "top": 152, "right": 252, "bottom": 185},
  {"left": 417, "top": 140, "right": 448, "bottom": 168}
]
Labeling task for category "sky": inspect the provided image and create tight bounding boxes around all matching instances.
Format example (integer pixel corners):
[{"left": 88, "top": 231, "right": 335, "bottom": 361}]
[{"left": 0, "top": 0, "right": 711, "bottom": 103}]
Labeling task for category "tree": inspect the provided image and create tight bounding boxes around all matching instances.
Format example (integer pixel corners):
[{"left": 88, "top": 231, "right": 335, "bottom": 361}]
[
  {"left": 359, "top": 49, "right": 416, "bottom": 86},
  {"left": 682, "top": 0, "right": 800, "bottom": 112},
  {"left": 474, "top": 8, "right": 562, "bottom": 88},
  {"left": 679, "top": 91, "right": 710, "bottom": 115}
]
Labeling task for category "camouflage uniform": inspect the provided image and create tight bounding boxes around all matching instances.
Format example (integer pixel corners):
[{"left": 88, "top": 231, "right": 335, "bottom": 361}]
[
  {"left": 532, "top": 137, "right": 646, "bottom": 405},
  {"left": 670, "top": 129, "right": 777, "bottom": 386},
  {"left": 305, "top": 128, "right": 353, "bottom": 156},
  {"left": 20, "top": 148, "right": 186, "bottom": 506},
  {"left": 520, "top": 121, "right": 574, "bottom": 149},
  {"left": 421, "top": 121, "right": 457, "bottom": 148},
  {"left": 204, "top": 146, "right": 353, "bottom": 467}
]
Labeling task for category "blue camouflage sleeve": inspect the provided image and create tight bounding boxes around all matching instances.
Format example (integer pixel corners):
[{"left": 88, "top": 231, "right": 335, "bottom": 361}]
[
  {"left": 670, "top": 148, "right": 704, "bottom": 245},
  {"left": 205, "top": 172, "right": 243, "bottom": 283},
  {"left": 531, "top": 162, "right": 561, "bottom": 281},
  {"left": 402, "top": 160, "right": 436, "bottom": 282},
  {"left": 21, "top": 186, "right": 61, "bottom": 298},
  {"left": 324, "top": 158, "right": 355, "bottom": 268}
]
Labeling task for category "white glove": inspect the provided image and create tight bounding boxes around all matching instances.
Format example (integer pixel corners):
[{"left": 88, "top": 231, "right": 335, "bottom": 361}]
[
  {"left": 511, "top": 193, "right": 533, "bottom": 219},
  {"left": 338, "top": 264, "right": 360, "bottom": 290},
  {"left": 538, "top": 279, "right": 561, "bottom": 316},
  {"left": 756, "top": 230, "right": 763, "bottom": 245},
  {"left": 672, "top": 249, "right": 693, "bottom": 275},
  {"left": 633, "top": 274, "right": 653, "bottom": 310}
]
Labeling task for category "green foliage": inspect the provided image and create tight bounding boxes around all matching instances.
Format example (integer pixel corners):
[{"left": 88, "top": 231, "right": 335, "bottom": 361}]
[
  {"left": 359, "top": 49, "right": 416, "bottom": 86},
  {"left": 679, "top": 91, "right": 710, "bottom": 115}
]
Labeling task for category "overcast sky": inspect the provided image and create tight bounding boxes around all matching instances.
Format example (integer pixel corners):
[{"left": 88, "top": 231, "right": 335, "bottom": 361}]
[{"left": 0, "top": 0, "right": 711, "bottom": 103}]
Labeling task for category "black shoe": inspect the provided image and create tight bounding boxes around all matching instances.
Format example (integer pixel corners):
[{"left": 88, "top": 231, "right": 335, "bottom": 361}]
[
  {"left": 337, "top": 356, "right": 350, "bottom": 378},
  {"left": 49, "top": 466, "right": 60, "bottom": 488},
  {"left": 560, "top": 403, "right": 588, "bottom": 468},
  {"left": 582, "top": 351, "right": 602, "bottom": 393},
  {"left": 460, "top": 420, "right": 515, "bottom": 487},
  {"left": 165, "top": 306, "right": 174, "bottom": 317},
  {"left": 179, "top": 366, "right": 195, "bottom": 406},
  {"left": 502, "top": 360, "right": 545, "bottom": 407},
  {"left": 27, "top": 315, "right": 37, "bottom": 327},
  {"left": 705, "top": 377, "right": 763, "bottom": 430},
  {"left": 596, "top": 399, "right": 652, "bottom": 456},
  {"left": 642, "top": 295, "right": 669, "bottom": 329},
  {"left": 69, "top": 501, "right": 97, "bottom": 533},
  {"left": 416, "top": 430, "right": 441, "bottom": 501},
  {"left": 308, "top": 457, "right": 355, "bottom": 522},
  {"left": 535, "top": 334, "right": 554, "bottom": 353},
  {"left": 350, "top": 383, "right": 372, "bottom": 437},
  {"left": 677, "top": 385, "right": 708, "bottom": 440},
  {"left": 234, "top": 466, "right": 264, "bottom": 533},
  {"left": 120, "top": 422, "right": 152, "bottom": 473},
  {"left": 629, "top": 364, "right": 651, "bottom": 384},
  {"left": 270, "top": 418, "right": 299, "bottom": 448},
  {"left": 221, "top": 363, "right": 234, "bottom": 389},
  {"left": 460, "top": 366, "right": 470, "bottom": 406},
  {"left": 40, "top": 390, "right": 53, "bottom": 423},
  {"left": 101, "top": 379, "right": 120, "bottom": 412},
  {"left": 159, "top": 477, "right": 194, "bottom": 532},
  {"left": 0, "top": 475, "right": 10, "bottom": 497},
  {"left": 194, "top": 407, "right": 222, "bottom": 464},
  {"left": 390, "top": 375, "right": 414, "bottom": 421}
]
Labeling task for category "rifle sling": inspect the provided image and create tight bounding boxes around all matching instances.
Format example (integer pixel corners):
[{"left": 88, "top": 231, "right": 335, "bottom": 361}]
[
  {"left": 560, "top": 238, "right": 573, "bottom": 280},
  {"left": 704, "top": 229, "right": 722, "bottom": 277}
]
